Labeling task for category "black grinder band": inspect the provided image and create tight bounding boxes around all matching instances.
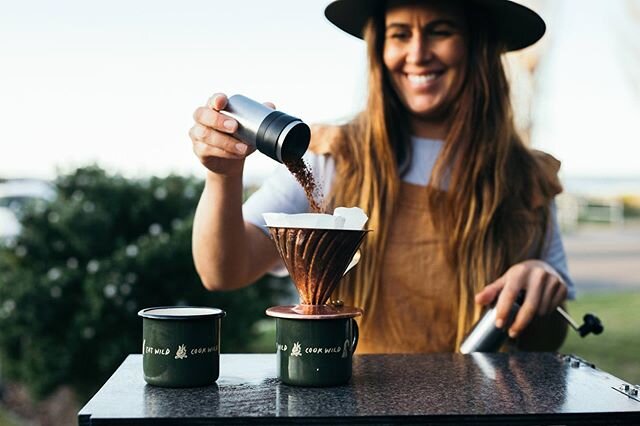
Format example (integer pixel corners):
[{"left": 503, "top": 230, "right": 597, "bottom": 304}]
[{"left": 257, "top": 110, "right": 310, "bottom": 163}]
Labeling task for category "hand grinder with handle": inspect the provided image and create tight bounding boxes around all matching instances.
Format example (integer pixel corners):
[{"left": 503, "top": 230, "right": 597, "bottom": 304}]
[{"left": 460, "top": 293, "right": 603, "bottom": 354}]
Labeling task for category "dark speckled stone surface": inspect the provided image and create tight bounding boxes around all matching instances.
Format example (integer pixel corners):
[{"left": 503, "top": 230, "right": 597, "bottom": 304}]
[{"left": 78, "top": 353, "right": 640, "bottom": 425}]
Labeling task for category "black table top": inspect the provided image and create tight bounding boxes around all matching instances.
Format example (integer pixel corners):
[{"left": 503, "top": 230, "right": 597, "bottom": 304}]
[{"left": 78, "top": 352, "right": 640, "bottom": 425}]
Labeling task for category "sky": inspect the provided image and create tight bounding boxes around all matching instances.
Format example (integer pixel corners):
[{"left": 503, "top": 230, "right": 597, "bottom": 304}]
[
  {"left": 533, "top": 0, "right": 640, "bottom": 179},
  {"left": 1, "top": 0, "right": 639, "bottom": 185}
]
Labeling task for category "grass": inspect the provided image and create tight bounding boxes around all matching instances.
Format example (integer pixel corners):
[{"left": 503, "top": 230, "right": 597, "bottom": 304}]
[{"left": 560, "top": 292, "right": 640, "bottom": 383}]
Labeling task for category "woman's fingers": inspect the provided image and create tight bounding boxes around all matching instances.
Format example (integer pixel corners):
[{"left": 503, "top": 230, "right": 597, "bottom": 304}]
[
  {"left": 190, "top": 92, "right": 246, "bottom": 158},
  {"left": 189, "top": 123, "right": 209, "bottom": 140},
  {"left": 193, "top": 106, "right": 238, "bottom": 134},
  {"left": 209, "top": 93, "right": 275, "bottom": 111},
  {"left": 189, "top": 92, "right": 257, "bottom": 176},
  {"left": 508, "top": 268, "right": 544, "bottom": 337},
  {"left": 538, "top": 274, "right": 559, "bottom": 316},
  {"left": 208, "top": 93, "right": 228, "bottom": 111},
  {"left": 190, "top": 124, "right": 251, "bottom": 156},
  {"left": 532, "top": 262, "right": 568, "bottom": 316},
  {"left": 475, "top": 276, "right": 505, "bottom": 306},
  {"left": 476, "top": 260, "right": 571, "bottom": 339},
  {"left": 192, "top": 140, "right": 245, "bottom": 161},
  {"left": 197, "top": 93, "right": 236, "bottom": 133},
  {"left": 492, "top": 260, "right": 569, "bottom": 338},
  {"left": 494, "top": 266, "right": 524, "bottom": 329},
  {"left": 552, "top": 283, "right": 568, "bottom": 310}
]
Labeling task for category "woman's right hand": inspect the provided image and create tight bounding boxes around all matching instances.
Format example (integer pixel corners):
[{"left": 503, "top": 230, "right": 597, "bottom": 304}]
[{"left": 189, "top": 93, "right": 254, "bottom": 177}]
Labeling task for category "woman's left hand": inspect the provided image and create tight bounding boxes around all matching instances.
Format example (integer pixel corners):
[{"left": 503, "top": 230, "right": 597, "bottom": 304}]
[{"left": 474, "top": 260, "right": 568, "bottom": 339}]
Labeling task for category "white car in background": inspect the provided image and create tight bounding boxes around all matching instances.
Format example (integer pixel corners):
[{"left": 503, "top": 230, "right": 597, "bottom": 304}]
[
  {"left": 0, "top": 207, "right": 21, "bottom": 240},
  {"left": 0, "top": 179, "right": 55, "bottom": 241}
]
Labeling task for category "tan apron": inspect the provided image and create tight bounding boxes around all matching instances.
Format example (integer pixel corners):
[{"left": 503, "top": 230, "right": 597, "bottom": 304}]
[
  {"left": 356, "top": 182, "right": 459, "bottom": 354},
  {"left": 308, "top": 126, "right": 562, "bottom": 355}
]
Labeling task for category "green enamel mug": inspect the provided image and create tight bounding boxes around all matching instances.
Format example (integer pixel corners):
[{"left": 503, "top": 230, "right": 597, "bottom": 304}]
[
  {"left": 267, "top": 305, "right": 361, "bottom": 387},
  {"left": 138, "top": 306, "right": 225, "bottom": 387}
]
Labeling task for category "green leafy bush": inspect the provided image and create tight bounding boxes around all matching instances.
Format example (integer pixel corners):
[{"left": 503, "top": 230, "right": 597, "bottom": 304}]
[{"left": 0, "top": 166, "right": 286, "bottom": 399}]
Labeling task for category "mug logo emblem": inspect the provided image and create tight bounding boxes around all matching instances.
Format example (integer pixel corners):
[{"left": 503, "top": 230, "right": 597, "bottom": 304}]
[
  {"left": 175, "top": 344, "right": 188, "bottom": 360},
  {"left": 291, "top": 342, "right": 302, "bottom": 357}
]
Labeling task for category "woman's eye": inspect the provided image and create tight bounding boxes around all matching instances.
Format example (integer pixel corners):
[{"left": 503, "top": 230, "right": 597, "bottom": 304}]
[
  {"left": 389, "top": 32, "right": 411, "bottom": 40},
  {"left": 428, "top": 29, "right": 454, "bottom": 38}
]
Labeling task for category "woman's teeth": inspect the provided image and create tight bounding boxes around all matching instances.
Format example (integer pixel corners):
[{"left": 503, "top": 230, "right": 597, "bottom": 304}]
[{"left": 407, "top": 73, "right": 440, "bottom": 86}]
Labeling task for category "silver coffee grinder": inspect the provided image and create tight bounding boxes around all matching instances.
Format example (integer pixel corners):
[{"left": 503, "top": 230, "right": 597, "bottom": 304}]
[
  {"left": 460, "top": 294, "right": 603, "bottom": 354},
  {"left": 219, "top": 94, "right": 310, "bottom": 163}
]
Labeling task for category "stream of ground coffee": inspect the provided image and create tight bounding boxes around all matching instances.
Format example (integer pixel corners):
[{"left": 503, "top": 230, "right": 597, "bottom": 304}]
[{"left": 284, "top": 159, "right": 324, "bottom": 213}]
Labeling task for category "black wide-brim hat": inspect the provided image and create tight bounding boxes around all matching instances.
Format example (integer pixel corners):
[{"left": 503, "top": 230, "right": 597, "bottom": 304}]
[{"left": 325, "top": 0, "right": 546, "bottom": 51}]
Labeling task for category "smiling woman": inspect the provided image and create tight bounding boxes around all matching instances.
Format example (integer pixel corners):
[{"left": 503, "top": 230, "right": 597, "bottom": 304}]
[
  {"left": 383, "top": 1, "right": 468, "bottom": 128},
  {"left": 190, "top": 0, "right": 572, "bottom": 354}
]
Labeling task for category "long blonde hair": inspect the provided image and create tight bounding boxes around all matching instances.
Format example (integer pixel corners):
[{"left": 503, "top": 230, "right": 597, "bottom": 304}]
[{"left": 329, "top": 3, "right": 556, "bottom": 349}]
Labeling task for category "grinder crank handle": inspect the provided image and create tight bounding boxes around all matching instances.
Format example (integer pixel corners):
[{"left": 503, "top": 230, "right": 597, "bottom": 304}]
[
  {"left": 503, "top": 291, "right": 603, "bottom": 338},
  {"left": 555, "top": 306, "right": 604, "bottom": 337}
]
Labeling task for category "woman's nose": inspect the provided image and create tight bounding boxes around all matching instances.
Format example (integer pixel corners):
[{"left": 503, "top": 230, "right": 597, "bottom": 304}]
[{"left": 406, "top": 36, "right": 431, "bottom": 65}]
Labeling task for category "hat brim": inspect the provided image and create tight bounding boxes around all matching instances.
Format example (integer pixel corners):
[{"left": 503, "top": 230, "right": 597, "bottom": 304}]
[{"left": 324, "top": 0, "right": 546, "bottom": 51}]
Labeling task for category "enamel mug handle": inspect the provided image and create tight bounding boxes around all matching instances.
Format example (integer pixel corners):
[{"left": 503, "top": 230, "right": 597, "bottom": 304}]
[{"left": 350, "top": 318, "right": 359, "bottom": 353}]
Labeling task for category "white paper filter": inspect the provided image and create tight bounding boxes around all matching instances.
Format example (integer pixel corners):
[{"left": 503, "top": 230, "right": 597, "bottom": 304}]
[{"left": 263, "top": 207, "right": 368, "bottom": 230}]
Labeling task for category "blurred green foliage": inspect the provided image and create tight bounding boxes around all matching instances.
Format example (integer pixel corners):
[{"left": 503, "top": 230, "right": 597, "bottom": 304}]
[{"left": 0, "top": 166, "right": 286, "bottom": 400}]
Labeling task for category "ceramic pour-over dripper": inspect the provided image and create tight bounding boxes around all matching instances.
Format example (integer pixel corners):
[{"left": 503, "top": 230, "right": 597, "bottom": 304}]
[
  {"left": 267, "top": 227, "right": 367, "bottom": 305},
  {"left": 263, "top": 208, "right": 368, "bottom": 306}
]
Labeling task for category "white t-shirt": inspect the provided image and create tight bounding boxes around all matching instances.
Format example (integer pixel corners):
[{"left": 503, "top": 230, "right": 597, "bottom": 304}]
[{"left": 243, "top": 137, "right": 575, "bottom": 299}]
